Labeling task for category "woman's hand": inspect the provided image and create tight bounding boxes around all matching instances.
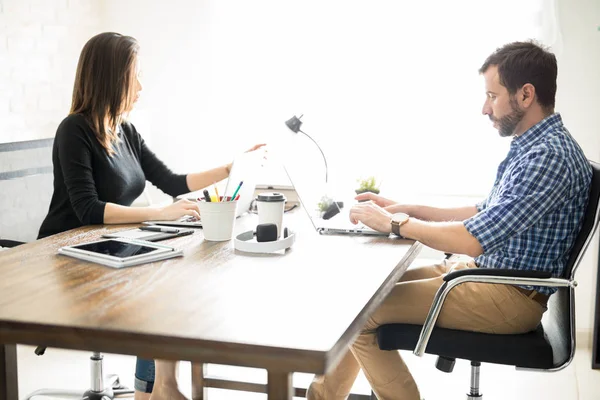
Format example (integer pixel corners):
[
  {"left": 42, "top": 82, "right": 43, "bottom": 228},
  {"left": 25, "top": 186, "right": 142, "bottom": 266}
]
[
  {"left": 354, "top": 192, "right": 396, "bottom": 208},
  {"left": 223, "top": 143, "right": 267, "bottom": 177},
  {"left": 157, "top": 199, "right": 200, "bottom": 221},
  {"left": 349, "top": 201, "right": 393, "bottom": 233},
  {"left": 245, "top": 143, "right": 267, "bottom": 153}
]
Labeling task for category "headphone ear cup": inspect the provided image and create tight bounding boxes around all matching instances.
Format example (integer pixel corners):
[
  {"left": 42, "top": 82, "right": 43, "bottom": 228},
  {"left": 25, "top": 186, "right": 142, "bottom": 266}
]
[
  {"left": 284, "top": 227, "right": 289, "bottom": 238},
  {"left": 256, "top": 223, "right": 278, "bottom": 242}
]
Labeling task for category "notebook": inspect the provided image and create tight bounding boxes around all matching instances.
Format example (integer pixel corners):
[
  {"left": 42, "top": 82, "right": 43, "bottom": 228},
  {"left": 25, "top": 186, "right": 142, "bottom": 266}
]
[{"left": 144, "top": 150, "right": 263, "bottom": 228}]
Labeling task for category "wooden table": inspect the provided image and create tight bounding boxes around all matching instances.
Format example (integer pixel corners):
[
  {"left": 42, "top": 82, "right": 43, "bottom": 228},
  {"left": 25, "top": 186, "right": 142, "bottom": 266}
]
[{"left": 0, "top": 213, "right": 421, "bottom": 399}]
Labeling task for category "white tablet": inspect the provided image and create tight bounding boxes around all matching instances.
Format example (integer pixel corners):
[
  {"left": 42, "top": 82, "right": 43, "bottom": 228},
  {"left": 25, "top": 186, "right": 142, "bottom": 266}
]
[{"left": 58, "top": 238, "right": 184, "bottom": 269}]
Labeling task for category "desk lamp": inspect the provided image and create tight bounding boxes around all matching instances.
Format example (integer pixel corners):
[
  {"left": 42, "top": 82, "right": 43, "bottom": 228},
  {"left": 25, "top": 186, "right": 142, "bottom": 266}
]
[
  {"left": 284, "top": 115, "right": 342, "bottom": 219},
  {"left": 285, "top": 115, "right": 328, "bottom": 183}
]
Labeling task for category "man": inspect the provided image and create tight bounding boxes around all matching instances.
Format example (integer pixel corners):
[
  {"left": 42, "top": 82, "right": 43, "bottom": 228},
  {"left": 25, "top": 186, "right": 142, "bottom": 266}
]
[{"left": 307, "top": 41, "right": 592, "bottom": 400}]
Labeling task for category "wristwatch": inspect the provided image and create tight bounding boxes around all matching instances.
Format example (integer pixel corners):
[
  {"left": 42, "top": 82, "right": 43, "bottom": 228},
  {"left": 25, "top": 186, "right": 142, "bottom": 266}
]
[{"left": 390, "top": 212, "right": 410, "bottom": 237}]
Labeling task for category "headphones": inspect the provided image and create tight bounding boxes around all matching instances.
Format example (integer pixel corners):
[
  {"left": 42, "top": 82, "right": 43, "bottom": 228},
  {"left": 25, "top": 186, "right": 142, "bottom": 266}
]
[{"left": 234, "top": 223, "right": 296, "bottom": 254}]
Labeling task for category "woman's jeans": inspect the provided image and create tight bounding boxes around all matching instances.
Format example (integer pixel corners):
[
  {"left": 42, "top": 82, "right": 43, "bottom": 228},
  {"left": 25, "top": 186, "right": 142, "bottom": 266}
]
[{"left": 134, "top": 358, "right": 155, "bottom": 393}]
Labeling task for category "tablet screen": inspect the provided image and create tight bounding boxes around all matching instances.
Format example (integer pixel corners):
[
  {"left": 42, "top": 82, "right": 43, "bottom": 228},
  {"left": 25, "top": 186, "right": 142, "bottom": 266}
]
[{"left": 73, "top": 240, "right": 157, "bottom": 258}]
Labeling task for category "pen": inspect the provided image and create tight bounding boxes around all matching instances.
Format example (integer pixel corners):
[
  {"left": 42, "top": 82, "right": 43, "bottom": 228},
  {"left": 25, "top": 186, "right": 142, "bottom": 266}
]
[
  {"left": 230, "top": 181, "right": 243, "bottom": 201},
  {"left": 140, "top": 226, "right": 180, "bottom": 233},
  {"left": 203, "top": 189, "right": 212, "bottom": 202},
  {"left": 213, "top": 183, "right": 220, "bottom": 203}
]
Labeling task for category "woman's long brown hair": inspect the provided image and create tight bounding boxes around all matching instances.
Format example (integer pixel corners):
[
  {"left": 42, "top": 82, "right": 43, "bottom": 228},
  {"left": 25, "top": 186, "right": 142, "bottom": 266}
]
[{"left": 70, "top": 32, "right": 139, "bottom": 156}]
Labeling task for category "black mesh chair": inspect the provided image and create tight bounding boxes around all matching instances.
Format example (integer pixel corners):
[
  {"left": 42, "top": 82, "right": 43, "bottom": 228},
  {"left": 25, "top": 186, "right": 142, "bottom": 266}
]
[{"left": 375, "top": 160, "right": 600, "bottom": 399}]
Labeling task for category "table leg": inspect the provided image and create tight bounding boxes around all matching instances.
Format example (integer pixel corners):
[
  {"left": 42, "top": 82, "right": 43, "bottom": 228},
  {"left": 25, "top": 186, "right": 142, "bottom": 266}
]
[
  {"left": 191, "top": 363, "right": 208, "bottom": 400},
  {"left": 267, "top": 371, "right": 292, "bottom": 400},
  {"left": 0, "top": 344, "right": 18, "bottom": 400}
]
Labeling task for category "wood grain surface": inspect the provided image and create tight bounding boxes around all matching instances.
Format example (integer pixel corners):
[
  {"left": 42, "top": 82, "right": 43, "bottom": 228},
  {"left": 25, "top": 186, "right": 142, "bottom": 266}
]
[{"left": 0, "top": 211, "right": 420, "bottom": 375}]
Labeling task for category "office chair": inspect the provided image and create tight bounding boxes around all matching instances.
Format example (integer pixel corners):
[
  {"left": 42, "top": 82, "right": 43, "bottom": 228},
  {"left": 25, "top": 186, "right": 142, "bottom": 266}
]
[
  {"left": 0, "top": 139, "right": 134, "bottom": 399},
  {"left": 374, "top": 160, "right": 600, "bottom": 400}
]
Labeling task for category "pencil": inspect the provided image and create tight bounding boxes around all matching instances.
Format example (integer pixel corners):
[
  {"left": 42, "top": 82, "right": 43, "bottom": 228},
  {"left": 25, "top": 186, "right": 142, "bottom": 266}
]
[
  {"left": 213, "top": 183, "right": 220, "bottom": 202},
  {"left": 230, "top": 181, "right": 244, "bottom": 201}
]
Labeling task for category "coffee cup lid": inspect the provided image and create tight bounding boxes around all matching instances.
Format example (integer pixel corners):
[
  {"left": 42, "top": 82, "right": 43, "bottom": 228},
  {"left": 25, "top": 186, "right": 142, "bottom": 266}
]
[{"left": 256, "top": 192, "right": 286, "bottom": 202}]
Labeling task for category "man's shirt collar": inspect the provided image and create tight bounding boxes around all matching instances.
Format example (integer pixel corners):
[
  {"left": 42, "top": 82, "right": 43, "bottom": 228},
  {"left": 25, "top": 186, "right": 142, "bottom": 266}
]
[{"left": 511, "top": 112, "right": 563, "bottom": 155}]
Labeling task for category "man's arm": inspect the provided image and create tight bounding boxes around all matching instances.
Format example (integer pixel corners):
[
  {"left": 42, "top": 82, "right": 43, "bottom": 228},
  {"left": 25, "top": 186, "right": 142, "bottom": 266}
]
[
  {"left": 386, "top": 204, "right": 479, "bottom": 222},
  {"left": 349, "top": 202, "right": 483, "bottom": 256},
  {"left": 400, "top": 218, "right": 484, "bottom": 257}
]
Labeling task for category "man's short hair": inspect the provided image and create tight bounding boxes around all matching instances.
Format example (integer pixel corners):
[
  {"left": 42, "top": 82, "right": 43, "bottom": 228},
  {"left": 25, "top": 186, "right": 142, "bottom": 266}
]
[{"left": 479, "top": 41, "right": 557, "bottom": 111}]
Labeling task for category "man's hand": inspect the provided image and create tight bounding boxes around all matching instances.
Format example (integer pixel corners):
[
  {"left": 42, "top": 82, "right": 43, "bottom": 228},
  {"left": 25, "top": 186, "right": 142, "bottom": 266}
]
[
  {"left": 349, "top": 201, "right": 393, "bottom": 233},
  {"left": 354, "top": 192, "right": 396, "bottom": 208}
]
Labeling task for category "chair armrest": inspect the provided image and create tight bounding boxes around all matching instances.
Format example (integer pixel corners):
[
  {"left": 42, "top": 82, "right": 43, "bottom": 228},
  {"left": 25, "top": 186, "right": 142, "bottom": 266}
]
[
  {"left": 413, "top": 270, "right": 574, "bottom": 357},
  {"left": 444, "top": 268, "right": 552, "bottom": 282},
  {"left": 0, "top": 239, "right": 25, "bottom": 248}
]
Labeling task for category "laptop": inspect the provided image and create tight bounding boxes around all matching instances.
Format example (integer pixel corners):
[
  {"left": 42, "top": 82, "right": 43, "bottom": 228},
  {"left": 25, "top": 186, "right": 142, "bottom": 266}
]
[
  {"left": 314, "top": 206, "right": 390, "bottom": 236},
  {"left": 283, "top": 167, "right": 389, "bottom": 237},
  {"left": 144, "top": 151, "right": 262, "bottom": 228}
]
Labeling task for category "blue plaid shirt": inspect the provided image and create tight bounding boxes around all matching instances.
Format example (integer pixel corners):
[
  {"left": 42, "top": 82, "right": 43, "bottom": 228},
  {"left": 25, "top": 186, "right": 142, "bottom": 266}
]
[{"left": 464, "top": 113, "right": 591, "bottom": 296}]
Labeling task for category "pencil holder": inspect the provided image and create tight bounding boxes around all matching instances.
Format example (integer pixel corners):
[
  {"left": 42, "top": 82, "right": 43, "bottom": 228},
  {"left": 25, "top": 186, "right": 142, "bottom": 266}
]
[{"left": 198, "top": 200, "right": 238, "bottom": 241}]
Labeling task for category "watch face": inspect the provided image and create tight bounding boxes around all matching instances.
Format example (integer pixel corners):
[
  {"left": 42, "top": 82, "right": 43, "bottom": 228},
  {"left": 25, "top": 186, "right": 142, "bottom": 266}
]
[{"left": 392, "top": 213, "right": 409, "bottom": 224}]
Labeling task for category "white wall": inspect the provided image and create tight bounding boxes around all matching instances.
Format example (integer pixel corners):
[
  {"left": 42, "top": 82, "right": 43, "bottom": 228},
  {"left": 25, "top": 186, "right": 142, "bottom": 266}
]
[
  {"left": 0, "top": 0, "right": 102, "bottom": 143},
  {"left": 101, "top": 0, "right": 550, "bottom": 199},
  {"left": 555, "top": 0, "right": 600, "bottom": 335}
]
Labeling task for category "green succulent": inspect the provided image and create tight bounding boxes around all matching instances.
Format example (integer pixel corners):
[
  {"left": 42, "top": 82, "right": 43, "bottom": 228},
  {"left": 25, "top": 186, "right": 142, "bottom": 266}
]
[
  {"left": 317, "top": 195, "right": 334, "bottom": 212},
  {"left": 355, "top": 176, "right": 380, "bottom": 195}
]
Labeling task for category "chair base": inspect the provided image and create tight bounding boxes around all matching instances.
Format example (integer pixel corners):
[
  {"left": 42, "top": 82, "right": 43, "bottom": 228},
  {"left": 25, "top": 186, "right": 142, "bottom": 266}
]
[
  {"left": 25, "top": 379, "right": 134, "bottom": 400},
  {"left": 25, "top": 351, "right": 134, "bottom": 400}
]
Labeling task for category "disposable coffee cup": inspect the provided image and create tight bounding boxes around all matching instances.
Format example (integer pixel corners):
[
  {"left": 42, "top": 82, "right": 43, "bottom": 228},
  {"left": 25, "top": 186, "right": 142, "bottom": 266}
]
[
  {"left": 198, "top": 200, "right": 238, "bottom": 241},
  {"left": 256, "top": 192, "right": 286, "bottom": 238}
]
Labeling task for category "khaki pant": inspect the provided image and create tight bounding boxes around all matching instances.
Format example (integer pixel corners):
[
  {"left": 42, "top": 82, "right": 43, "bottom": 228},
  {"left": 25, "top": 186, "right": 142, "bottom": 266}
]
[{"left": 307, "top": 259, "right": 546, "bottom": 400}]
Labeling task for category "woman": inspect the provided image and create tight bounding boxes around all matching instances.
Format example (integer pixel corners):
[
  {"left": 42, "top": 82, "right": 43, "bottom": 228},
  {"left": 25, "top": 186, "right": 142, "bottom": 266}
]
[{"left": 38, "top": 32, "right": 264, "bottom": 400}]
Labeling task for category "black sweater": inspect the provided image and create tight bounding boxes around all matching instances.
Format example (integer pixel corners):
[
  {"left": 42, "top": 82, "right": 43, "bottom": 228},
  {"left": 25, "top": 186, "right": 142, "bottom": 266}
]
[{"left": 38, "top": 114, "right": 189, "bottom": 239}]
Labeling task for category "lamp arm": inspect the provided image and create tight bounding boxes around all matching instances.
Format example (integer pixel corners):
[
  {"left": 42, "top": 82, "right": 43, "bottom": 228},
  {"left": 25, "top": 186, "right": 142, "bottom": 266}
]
[{"left": 299, "top": 129, "right": 328, "bottom": 183}]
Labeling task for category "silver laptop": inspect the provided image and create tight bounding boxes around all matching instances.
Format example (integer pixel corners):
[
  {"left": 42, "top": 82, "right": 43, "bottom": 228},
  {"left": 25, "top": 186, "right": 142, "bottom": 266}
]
[
  {"left": 144, "top": 151, "right": 262, "bottom": 228},
  {"left": 315, "top": 207, "right": 389, "bottom": 236},
  {"left": 283, "top": 167, "right": 389, "bottom": 237}
]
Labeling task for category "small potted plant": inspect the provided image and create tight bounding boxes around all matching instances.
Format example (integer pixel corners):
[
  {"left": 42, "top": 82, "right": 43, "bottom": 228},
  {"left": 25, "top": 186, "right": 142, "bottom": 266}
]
[
  {"left": 317, "top": 195, "right": 334, "bottom": 215},
  {"left": 355, "top": 176, "right": 380, "bottom": 195}
]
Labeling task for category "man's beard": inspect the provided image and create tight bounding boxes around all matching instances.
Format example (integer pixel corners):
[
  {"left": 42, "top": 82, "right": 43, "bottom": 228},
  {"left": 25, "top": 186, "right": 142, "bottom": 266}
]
[{"left": 490, "top": 96, "right": 525, "bottom": 137}]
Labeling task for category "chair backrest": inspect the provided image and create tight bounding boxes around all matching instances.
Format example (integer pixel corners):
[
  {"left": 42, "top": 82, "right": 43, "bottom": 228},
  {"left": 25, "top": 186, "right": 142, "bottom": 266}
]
[
  {"left": 542, "top": 160, "right": 600, "bottom": 369},
  {"left": 0, "top": 139, "right": 54, "bottom": 243},
  {"left": 564, "top": 161, "right": 600, "bottom": 279}
]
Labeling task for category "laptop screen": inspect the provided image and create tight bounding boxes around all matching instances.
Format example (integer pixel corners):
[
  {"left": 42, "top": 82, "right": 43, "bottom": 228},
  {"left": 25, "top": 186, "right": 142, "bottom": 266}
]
[
  {"left": 277, "top": 133, "right": 385, "bottom": 235},
  {"left": 223, "top": 150, "right": 264, "bottom": 217},
  {"left": 279, "top": 150, "right": 349, "bottom": 233}
]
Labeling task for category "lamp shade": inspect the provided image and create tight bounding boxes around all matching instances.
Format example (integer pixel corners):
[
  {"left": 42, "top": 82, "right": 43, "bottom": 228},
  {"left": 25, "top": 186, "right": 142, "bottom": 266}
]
[
  {"left": 283, "top": 114, "right": 328, "bottom": 183},
  {"left": 285, "top": 115, "right": 303, "bottom": 133}
]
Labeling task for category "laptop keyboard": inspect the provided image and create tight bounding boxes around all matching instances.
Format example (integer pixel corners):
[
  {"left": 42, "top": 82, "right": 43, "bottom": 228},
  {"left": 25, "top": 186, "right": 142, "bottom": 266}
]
[{"left": 179, "top": 216, "right": 200, "bottom": 223}]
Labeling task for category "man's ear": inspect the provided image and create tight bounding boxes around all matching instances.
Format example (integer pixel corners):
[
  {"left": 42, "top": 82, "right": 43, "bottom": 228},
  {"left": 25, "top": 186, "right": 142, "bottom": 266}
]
[{"left": 520, "top": 83, "right": 536, "bottom": 108}]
